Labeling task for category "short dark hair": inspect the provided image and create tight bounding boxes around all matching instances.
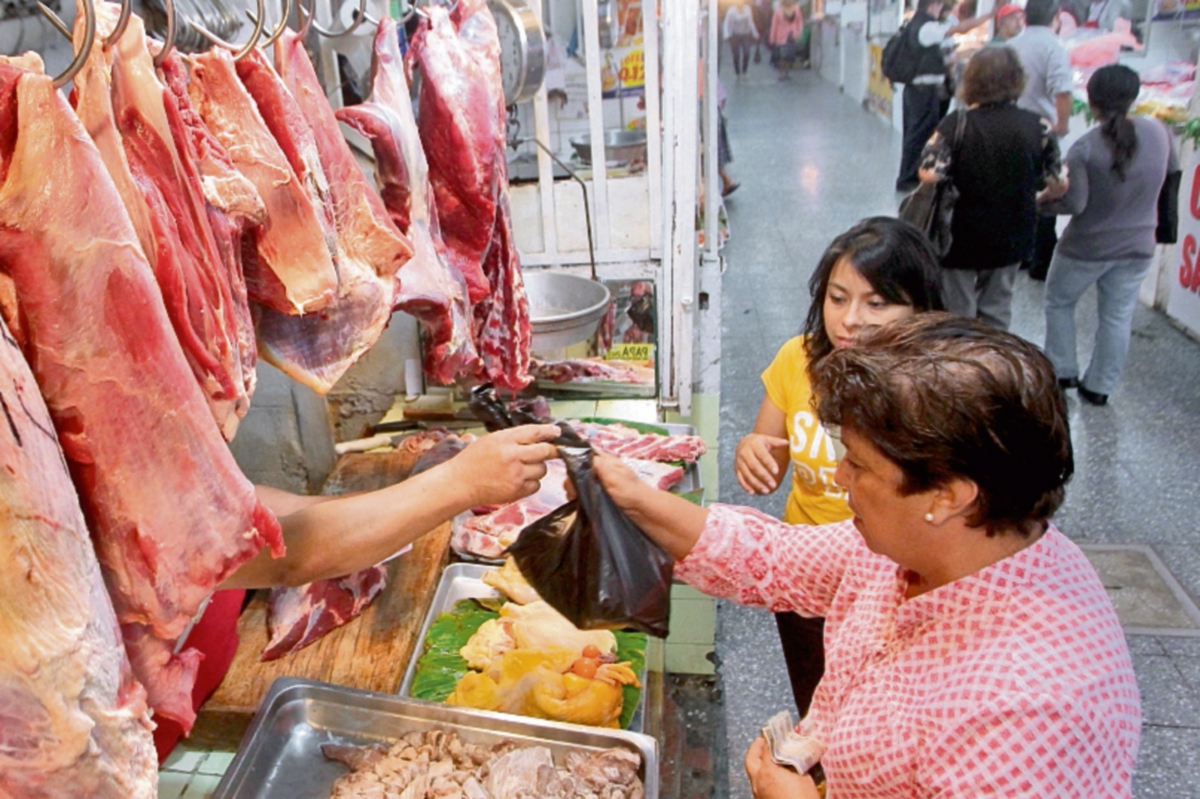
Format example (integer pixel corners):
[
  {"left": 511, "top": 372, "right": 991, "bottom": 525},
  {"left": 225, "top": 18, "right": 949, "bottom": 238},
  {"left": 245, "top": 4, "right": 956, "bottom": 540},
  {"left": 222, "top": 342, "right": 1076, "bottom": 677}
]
[
  {"left": 802, "top": 217, "right": 945, "bottom": 367},
  {"left": 812, "top": 313, "right": 1074, "bottom": 537},
  {"left": 1023, "top": 0, "right": 1060, "bottom": 26},
  {"left": 960, "top": 46, "right": 1026, "bottom": 106},
  {"left": 917, "top": 0, "right": 943, "bottom": 12}
]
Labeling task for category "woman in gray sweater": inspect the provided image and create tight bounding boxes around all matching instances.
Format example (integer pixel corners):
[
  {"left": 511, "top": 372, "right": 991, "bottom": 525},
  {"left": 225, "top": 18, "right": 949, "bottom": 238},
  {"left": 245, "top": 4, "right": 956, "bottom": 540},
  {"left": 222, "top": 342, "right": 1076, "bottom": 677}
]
[{"left": 1040, "top": 65, "right": 1177, "bottom": 405}]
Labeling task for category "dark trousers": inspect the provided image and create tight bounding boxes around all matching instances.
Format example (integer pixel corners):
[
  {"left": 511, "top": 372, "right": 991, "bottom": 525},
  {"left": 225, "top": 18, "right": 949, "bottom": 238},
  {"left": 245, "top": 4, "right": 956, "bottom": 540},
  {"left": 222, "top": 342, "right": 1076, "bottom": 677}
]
[
  {"left": 730, "top": 35, "right": 754, "bottom": 74},
  {"left": 1026, "top": 213, "right": 1059, "bottom": 280},
  {"left": 775, "top": 612, "right": 826, "bottom": 716},
  {"left": 897, "top": 82, "right": 943, "bottom": 190}
]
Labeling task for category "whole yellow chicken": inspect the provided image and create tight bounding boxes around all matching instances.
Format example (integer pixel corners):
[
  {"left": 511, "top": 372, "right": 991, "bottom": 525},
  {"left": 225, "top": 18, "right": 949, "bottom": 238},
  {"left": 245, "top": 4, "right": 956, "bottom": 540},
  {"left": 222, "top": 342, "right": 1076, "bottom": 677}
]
[{"left": 446, "top": 646, "right": 640, "bottom": 728}]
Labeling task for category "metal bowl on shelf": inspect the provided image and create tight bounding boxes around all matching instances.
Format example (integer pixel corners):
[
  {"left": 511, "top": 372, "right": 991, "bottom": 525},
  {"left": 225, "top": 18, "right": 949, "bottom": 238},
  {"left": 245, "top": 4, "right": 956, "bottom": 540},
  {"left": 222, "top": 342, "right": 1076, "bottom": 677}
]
[
  {"left": 570, "top": 129, "right": 648, "bottom": 165},
  {"left": 525, "top": 271, "right": 611, "bottom": 352}
]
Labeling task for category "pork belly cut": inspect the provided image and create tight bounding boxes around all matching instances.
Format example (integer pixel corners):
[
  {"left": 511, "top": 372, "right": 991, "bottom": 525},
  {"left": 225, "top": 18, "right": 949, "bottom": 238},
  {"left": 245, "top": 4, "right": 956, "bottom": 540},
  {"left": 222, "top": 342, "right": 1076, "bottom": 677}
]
[
  {"left": 0, "top": 314, "right": 157, "bottom": 799},
  {"left": 0, "top": 66, "right": 282, "bottom": 730},
  {"left": 337, "top": 17, "right": 478, "bottom": 384},
  {"left": 187, "top": 47, "right": 338, "bottom": 316}
]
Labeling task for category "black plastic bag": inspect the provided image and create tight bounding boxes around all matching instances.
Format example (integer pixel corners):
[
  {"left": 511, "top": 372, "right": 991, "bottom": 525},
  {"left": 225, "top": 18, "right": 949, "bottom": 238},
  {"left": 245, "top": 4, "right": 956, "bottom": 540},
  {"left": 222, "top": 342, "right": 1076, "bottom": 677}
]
[
  {"left": 505, "top": 423, "right": 673, "bottom": 638},
  {"left": 468, "top": 384, "right": 548, "bottom": 431}
]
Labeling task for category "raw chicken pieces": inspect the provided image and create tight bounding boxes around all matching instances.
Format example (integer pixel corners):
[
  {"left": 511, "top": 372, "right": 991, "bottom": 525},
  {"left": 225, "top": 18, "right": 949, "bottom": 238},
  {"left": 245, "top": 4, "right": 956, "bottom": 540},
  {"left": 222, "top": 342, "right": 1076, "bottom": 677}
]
[
  {"left": 0, "top": 64, "right": 282, "bottom": 730},
  {"left": 337, "top": 17, "right": 478, "bottom": 384},
  {"left": 0, "top": 315, "right": 157, "bottom": 799}
]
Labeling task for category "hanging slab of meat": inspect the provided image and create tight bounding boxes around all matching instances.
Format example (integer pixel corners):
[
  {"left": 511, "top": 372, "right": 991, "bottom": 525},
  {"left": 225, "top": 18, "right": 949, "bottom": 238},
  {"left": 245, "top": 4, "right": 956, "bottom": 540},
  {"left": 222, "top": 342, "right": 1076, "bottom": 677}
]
[
  {"left": 453, "top": 457, "right": 683, "bottom": 559},
  {"left": 73, "top": 7, "right": 254, "bottom": 440},
  {"left": 0, "top": 66, "right": 284, "bottom": 731},
  {"left": 336, "top": 17, "right": 478, "bottom": 384},
  {"left": 474, "top": 195, "right": 532, "bottom": 390},
  {"left": 187, "top": 47, "right": 338, "bottom": 316},
  {"left": 159, "top": 50, "right": 264, "bottom": 412},
  {"left": 571, "top": 421, "right": 707, "bottom": 463},
  {"left": 253, "top": 30, "right": 414, "bottom": 395},
  {"left": 0, "top": 317, "right": 158, "bottom": 799},
  {"left": 410, "top": 4, "right": 501, "bottom": 304},
  {"left": 260, "top": 566, "right": 387, "bottom": 661}
]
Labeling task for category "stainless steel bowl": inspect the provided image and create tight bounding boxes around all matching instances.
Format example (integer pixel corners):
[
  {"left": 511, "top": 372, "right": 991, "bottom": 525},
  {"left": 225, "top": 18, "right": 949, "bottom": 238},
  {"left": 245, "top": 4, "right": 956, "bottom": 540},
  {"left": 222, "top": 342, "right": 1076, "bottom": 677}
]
[
  {"left": 570, "top": 129, "right": 648, "bottom": 165},
  {"left": 524, "top": 271, "right": 611, "bottom": 352}
]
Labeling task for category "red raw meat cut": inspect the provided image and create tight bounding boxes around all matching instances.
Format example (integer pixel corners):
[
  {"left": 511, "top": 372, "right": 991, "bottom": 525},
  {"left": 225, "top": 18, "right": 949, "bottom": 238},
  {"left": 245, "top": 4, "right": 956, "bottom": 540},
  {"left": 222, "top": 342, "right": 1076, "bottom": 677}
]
[
  {"left": 336, "top": 17, "right": 478, "bottom": 384},
  {"left": 159, "top": 51, "right": 263, "bottom": 412},
  {"left": 474, "top": 196, "right": 532, "bottom": 391},
  {"left": 530, "top": 358, "right": 652, "bottom": 385},
  {"left": 410, "top": 4, "right": 499, "bottom": 303},
  {"left": 0, "top": 64, "right": 283, "bottom": 731},
  {"left": 187, "top": 47, "right": 338, "bottom": 316},
  {"left": 571, "top": 421, "right": 708, "bottom": 463},
  {"left": 0, "top": 315, "right": 158, "bottom": 799},
  {"left": 452, "top": 457, "right": 683, "bottom": 559},
  {"left": 261, "top": 566, "right": 387, "bottom": 661},
  {"left": 253, "top": 30, "right": 414, "bottom": 395},
  {"left": 72, "top": 7, "right": 252, "bottom": 440}
]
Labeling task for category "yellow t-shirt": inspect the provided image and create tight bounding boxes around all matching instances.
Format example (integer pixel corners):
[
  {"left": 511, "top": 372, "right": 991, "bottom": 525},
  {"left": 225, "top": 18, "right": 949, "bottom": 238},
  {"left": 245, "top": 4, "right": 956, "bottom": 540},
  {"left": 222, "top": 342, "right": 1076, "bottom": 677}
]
[{"left": 761, "top": 336, "right": 851, "bottom": 526}]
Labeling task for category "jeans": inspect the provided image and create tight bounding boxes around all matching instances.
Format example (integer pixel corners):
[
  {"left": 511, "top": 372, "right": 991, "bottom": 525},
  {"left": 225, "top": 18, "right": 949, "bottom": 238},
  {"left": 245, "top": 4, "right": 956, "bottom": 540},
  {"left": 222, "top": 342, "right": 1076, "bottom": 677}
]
[
  {"left": 1043, "top": 251, "right": 1153, "bottom": 396},
  {"left": 897, "top": 83, "right": 943, "bottom": 189},
  {"left": 729, "top": 35, "right": 754, "bottom": 74},
  {"left": 940, "top": 263, "right": 1020, "bottom": 331}
]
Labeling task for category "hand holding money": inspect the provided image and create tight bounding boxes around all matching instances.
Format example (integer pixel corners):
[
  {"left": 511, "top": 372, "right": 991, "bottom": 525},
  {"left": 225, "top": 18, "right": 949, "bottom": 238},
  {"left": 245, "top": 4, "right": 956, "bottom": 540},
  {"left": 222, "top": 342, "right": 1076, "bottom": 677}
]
[{"left": 761, "top": 710, "right": 826, "bottom": 774}]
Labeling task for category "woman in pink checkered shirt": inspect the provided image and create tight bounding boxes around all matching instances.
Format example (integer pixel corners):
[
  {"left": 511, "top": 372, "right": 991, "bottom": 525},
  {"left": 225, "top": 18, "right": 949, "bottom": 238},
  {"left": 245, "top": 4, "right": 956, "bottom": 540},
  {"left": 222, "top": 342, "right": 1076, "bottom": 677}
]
[{"left": 597, "top": 314, "right": 1140, "bottom": 799}]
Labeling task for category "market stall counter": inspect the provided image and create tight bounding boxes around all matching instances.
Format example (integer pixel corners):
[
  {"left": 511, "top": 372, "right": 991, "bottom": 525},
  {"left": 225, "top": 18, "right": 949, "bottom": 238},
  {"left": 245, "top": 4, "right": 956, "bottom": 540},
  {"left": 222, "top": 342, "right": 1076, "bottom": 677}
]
[{"left": 188, "top": 447, "right": 455, "bottom": 751}]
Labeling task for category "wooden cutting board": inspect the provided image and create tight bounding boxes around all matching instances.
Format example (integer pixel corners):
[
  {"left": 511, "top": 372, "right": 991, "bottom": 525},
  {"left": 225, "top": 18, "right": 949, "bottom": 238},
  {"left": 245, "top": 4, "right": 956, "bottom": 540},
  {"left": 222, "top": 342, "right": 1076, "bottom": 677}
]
[{"left": 189, "top": 448, "right": 452, "bottom": 749}]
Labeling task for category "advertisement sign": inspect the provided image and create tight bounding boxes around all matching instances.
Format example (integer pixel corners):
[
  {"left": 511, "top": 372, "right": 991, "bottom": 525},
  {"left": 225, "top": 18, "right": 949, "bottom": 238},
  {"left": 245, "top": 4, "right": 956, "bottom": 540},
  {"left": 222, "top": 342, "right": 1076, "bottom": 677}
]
[
  {"left": 1167, "top": 153, "right": 1200, "bottom": 336},
  {"left": 865, "top": 42, "right": 893, "bottom": 123}
]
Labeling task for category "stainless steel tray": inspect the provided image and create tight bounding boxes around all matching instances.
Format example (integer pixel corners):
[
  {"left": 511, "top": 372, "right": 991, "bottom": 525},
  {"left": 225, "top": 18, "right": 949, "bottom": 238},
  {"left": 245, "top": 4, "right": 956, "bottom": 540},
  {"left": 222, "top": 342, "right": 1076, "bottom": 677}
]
[
  {"left": 398, "top": 563, "right": 651, "bottom": 732},
  {"left": 212, "top": 677, "right": 658, "bottom": 799}
]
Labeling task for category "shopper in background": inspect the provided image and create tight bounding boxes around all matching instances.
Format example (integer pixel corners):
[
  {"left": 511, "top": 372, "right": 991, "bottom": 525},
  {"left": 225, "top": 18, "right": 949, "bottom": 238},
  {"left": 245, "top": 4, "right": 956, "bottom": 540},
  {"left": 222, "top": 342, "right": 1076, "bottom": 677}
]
[
  {"left": 734, "top": 217, "right": 944, "bottom": 715},
  {"left": 769, "top": 0, "right": 805, "bottom": 81},
  {"left": 894, "top": 0, "right": 994, "bottom": 192},
  {"left": 594, "top": 314, "right": 1140, "bottom": 799},
  {"left": 1041, "top": 65, "right": 1176, "bottom": 406},
  {"left": 918, "top": 46, "right": 1067, "bottom": 331},
  {"left": 991, "top": 3, "right": 1025, "bottom": 42},
  {"left": 1084, "top": 0, "right": 1133, "bottom": 30},
  {"left": 1008, "top": 0, "right": 1074, "bottom": 280},
  {"left": 724, "top": 0, "right": 760, "bottom": 80},
  {"left": 752, "top": 0, "right": 774, "bottom": 65}
]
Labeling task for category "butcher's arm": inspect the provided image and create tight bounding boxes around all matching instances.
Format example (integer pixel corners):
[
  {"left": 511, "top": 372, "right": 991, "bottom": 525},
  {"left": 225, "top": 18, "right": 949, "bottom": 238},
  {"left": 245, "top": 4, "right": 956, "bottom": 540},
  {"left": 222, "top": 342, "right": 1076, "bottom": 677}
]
[
  {"left": 223, "top": 424, "right": 561, "bottom": 589},
  {"left": 254, "top": 485, "right": 335, "bottom": 516}
]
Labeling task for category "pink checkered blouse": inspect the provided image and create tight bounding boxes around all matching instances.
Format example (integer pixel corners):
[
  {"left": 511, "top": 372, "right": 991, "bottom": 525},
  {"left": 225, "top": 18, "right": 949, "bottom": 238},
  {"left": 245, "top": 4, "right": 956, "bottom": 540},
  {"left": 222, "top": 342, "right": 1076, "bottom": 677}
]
[{"left": 676, "top": 505, "right": 1141, "bottom": 798}]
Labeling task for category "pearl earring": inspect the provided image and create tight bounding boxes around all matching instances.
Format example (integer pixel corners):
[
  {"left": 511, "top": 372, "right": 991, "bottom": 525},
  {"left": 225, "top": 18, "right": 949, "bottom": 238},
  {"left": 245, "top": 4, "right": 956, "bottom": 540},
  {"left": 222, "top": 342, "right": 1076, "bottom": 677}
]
[{"left": 924, "top": 513, "right": 934, "bottom": 523}]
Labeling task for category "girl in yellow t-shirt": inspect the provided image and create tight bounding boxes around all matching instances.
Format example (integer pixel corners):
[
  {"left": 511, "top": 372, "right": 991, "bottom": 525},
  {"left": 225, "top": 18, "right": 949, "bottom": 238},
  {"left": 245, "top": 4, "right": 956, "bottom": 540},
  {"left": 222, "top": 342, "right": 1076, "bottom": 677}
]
[{"left": 734, "top": 217, "right": 944, "bottom": 714}]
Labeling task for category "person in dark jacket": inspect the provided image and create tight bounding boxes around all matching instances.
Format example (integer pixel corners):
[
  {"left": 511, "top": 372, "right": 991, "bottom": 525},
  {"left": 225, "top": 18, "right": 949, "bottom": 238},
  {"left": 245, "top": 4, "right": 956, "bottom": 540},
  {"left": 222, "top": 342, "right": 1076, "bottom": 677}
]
[
  {"left": 918, "top": 45, "right": 1067, "bottom": 330},
  {"left": 896, "top": 0, "right": 993, "bottom": 192}
]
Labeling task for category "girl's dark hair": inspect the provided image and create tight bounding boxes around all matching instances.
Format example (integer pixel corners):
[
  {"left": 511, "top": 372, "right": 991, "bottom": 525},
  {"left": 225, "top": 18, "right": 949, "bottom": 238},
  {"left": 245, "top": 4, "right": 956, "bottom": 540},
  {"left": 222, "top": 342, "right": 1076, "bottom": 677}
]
[
  {"left": 1088, "top": 65, "right": 1140, "bottom": 181},
  {"left": 802, "top": 217, "right": 945, "bottom": 366},
  {"left": 1023, "top": 0, "right": 1059, "bottom": 26}
]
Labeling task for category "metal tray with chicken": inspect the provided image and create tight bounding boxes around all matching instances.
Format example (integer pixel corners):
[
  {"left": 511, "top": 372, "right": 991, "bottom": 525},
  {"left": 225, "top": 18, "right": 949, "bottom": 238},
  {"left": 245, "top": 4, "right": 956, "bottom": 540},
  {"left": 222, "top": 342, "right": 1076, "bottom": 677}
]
[
  {"left": 211, "top": 677, "right": 656, "bottom": 799},
  {"left": 400, "top": 561, "right": 650, "bottom": 732}
]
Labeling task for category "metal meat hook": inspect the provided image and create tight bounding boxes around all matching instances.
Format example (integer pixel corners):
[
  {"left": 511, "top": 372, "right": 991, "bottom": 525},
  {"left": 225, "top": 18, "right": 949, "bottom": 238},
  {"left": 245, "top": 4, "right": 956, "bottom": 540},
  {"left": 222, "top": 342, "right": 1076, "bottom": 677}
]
[
  {"left": 35, "top": 0, "right": 95, "bottom": 87},
  {"left": 308, "top": 0, "right": 368, "bottom": 38},
  {"left": 151, "top": 0, "right": 176, "bottom": 66},
  {"left": 192, "top": 0, "right": 266, "bottom": 60},
  {"left": 246, "top": 0, "right": 294, "bottom": 48}
]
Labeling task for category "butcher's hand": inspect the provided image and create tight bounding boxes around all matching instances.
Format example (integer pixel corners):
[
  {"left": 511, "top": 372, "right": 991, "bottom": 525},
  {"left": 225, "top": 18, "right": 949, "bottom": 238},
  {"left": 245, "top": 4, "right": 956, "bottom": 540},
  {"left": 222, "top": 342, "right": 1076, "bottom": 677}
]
[
  {"left": 735, "top": 434, "right": 789, "bottom": 495},
  {"left": 452, "top": 424, "right": 561, "bottom": 508},
  {"left": 745, "top": 738, "right": 820, "bottom": 799}
]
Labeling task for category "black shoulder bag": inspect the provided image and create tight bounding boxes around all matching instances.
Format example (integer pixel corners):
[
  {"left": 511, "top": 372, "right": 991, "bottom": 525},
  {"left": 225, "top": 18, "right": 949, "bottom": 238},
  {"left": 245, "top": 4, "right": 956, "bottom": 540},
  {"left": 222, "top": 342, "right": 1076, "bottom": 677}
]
[{"left": 898, "top": 109, "right": 968, "bottom": 258}]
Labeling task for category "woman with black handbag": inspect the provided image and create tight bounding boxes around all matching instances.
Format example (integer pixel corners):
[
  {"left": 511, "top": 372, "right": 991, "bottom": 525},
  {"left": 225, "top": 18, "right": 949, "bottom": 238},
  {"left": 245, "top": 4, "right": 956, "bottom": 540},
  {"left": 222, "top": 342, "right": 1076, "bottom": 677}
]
[
  {"left": 917, "top": 46, "right": 1067, "bottom": 331},
  {"left": 1039, "top": 65, "right": 1179, "bottom": 406}
]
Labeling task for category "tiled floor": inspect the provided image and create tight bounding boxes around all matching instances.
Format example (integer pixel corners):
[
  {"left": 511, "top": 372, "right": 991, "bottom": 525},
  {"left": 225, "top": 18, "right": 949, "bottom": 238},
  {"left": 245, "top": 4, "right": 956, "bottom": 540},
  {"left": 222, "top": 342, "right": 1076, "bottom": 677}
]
[{"left": 713, "top": 61, "right": 1200, "bottom": 799}]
